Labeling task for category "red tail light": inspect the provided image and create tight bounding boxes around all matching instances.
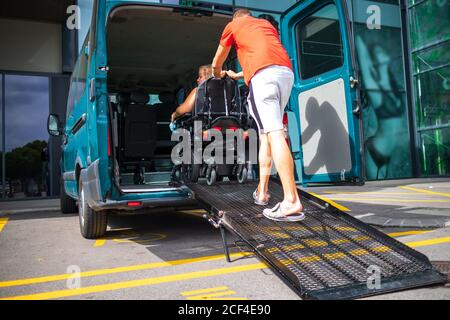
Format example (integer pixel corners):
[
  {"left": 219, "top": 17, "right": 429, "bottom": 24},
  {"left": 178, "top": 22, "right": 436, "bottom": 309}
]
[
  {"left": 283, "top": 112, "right": 288, "bottom": 126},
  {"left": 228, "top": 126, "right": 238, "bottom": 132},
  {"left": 212, "top": 126, "right": 222, "bottom": 132},
  {"left": 127, "top": 201, "right": 142, "bottom": 207}
]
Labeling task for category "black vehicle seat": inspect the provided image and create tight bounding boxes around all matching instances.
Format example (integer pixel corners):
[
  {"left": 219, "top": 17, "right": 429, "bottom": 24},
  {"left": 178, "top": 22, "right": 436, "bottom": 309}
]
[
  {"left": 122, "top": 91, "right": 158, "bottom": 183},
  {"left": 153, "top": 91, "right": 177, "bottom": 153}
]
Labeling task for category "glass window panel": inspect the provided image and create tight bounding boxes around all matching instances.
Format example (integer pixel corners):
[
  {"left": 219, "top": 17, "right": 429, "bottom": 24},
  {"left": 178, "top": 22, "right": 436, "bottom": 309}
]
[
  {"left": 295, "top": 3, "right": 344, "bottom": 80},
  {"left": 414, "top": 66, "right": 450, "bottom": 128},
  {"left": 412, "top": 41, "right": 450, "bottom": 75},
  {"left": 352, "top": 0, "right": 412, "bottom": 179},
  {"left": 408, "top": 0, "right": 450, "bottom": 50},
  {"left": 5, "top": 75, "right": 50, "bottom": 198},
  {"left": 419, "top": 127, "right": 450, "bottom": 176}
]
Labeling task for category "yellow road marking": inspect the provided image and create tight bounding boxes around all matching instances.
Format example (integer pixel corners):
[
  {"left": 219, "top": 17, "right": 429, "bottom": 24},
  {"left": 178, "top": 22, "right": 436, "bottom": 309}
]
[
  {"left": 0, "top": 252, "right": 253, "bottom": 288},
  {"left": 0, "top": 218, "right": 8, "bottom": 233},
  {"left": 387, "top": 230, "right": 431, "bottom": 237},
  {"left": 94, "top": 239, "right": 106, "bottom": 247},
  {"left": 400, "top": 186, "right": 450, "bottom": 198},
  {"left": 187, "top": 290, "right": 237, "bottom": 300},
  {"left": 182, "top": 286, "right": 230, "bottom": 296},
  {"left": 0, "top": 263, "right": 266, "bottom": 300},
  {"left": 309, "top": 193, "right": 351, "bottom": 212},
  {"left": 322, "top": 192, "right": 415, "bottom": 195},
  {"left": 326, "top": 198, "right": 450, "bottom": 203},
  {"left": 406, "top": 236, "right": 450, "bottom": 248}
]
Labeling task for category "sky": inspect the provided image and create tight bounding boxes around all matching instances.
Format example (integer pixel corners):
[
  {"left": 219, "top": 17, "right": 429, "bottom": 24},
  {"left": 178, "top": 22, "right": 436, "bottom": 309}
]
[{"left": 4, "top": 74, "right": 49, "bottom": 152}]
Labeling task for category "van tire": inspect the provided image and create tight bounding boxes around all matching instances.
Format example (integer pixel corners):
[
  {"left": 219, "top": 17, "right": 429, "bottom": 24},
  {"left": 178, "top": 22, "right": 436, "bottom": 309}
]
[
  {"left": 60, "top": 181, "right": 78, "bottom": 214},
  {"left": 78, "top": 182, "right": 107, "bottom": 239}
]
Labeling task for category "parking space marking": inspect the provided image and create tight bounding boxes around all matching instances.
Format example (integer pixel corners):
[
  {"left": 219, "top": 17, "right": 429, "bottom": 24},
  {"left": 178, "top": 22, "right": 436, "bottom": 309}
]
[
  {"left": 309, "top": 193, "right": 351, "bottom": 212},
  {"left": 406, "top": 236, "right": 450, "bottom": 248},
  {"left": 325, "top": 197, "right": 450, "bottom": 203},
  {"left": 323, "top": 191, "right": 415, "bottom": 195},
  {"left": 0, "top": 263, "right": 266, "bottom": 300},
  {"left": 387, "top": 230, "right": 431, "bottom": 237},
  {"left": 0, "top": 218, "right": 8, "bottom": 233},
  {"left": 181, "top": 286, "right": 245, "bottom": 300},
  {"left": 400, "top": 186, "right": 450, "bottom": 198},
  {"left": 0, "top": 252, "right": 253, "bottom": 288},
  {"left": 93, "top": 231, "right": 167, "bottom": 247}
]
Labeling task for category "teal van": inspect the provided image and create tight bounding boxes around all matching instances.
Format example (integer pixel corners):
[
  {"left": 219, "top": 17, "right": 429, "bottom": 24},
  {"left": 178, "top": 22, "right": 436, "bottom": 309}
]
[{"left": 48, "top": 0, "right": 363, "bottom": 239}]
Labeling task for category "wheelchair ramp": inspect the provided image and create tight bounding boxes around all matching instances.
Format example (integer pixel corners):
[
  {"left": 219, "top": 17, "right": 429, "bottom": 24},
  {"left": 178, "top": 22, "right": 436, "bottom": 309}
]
[{"left": 185, "top": 180, "right": 447, "bottom": 300}]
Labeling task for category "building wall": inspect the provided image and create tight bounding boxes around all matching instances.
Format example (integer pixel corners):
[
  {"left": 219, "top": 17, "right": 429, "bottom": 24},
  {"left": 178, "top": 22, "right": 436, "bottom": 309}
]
[
  {"left": 407, "top": 0, "right": 450, "bottom": 177},
  {"left": 0, "top": 18, "right": 62, "bottom": 74}
]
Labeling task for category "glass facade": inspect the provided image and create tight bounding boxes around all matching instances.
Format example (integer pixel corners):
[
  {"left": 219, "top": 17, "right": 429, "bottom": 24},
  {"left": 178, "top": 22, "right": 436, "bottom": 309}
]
[
  {"left": 0, "top": 74, "right": 50, "bottom": 199},
  {"left": 408, "top": 0, "right": 450, "bottom": 176},
  {"left": 350, "top": 0, "right": 413, "bottom": 179}
]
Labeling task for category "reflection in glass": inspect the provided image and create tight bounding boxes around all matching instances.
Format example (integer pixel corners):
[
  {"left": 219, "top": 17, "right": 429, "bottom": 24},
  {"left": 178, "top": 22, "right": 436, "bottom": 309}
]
[
  {"left": 4, "top": 75, "right": 50, "bottom": 198},
  {"left": 352, "top": 0, "right": 412, "bottom": 179},
  {"left": 419, "top": 128, "right": 450, "bottom": 176}
]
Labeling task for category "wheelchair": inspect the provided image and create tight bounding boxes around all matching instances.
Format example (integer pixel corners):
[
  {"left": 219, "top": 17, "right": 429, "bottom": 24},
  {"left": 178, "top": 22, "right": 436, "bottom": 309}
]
[{"left": 172, "top": 76, "right": 251, "bottom": 186}]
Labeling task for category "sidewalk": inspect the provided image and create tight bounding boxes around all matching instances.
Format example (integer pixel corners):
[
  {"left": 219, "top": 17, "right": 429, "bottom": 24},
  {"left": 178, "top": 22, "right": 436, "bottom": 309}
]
[
  {"left": 0, "top": 198, "right": 60, "bottom": 215},
  {"left": 305, "top": 178, "right": 450, "bottom": 228}
]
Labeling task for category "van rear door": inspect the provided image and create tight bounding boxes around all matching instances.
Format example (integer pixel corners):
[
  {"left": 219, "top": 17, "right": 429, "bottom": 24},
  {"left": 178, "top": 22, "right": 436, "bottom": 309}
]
[{"left": 281, "top": 0, "right": 364, "bottom": 185}]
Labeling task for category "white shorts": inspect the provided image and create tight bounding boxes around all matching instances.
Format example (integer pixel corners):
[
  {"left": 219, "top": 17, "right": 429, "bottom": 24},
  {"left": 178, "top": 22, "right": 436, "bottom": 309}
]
[{"left": 247, "top": 65, "right": 294, "bottom": 134}]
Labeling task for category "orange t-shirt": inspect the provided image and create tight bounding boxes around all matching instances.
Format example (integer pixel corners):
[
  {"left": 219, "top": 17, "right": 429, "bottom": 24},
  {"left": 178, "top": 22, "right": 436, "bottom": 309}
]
[{"left": 220, "top": 16, "right": 293, "bottom": 85}]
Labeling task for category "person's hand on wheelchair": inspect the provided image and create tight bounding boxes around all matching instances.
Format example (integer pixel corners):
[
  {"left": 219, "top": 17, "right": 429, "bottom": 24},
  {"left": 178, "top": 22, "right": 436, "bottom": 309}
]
[{"left": 225, "top": 70, "right": 244, "bottom": 81}]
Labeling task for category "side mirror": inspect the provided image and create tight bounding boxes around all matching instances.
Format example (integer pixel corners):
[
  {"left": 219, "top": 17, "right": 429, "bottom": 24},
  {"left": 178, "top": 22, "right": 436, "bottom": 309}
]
[{"left": 47, "top": 114, "right": 62, "bottom": 136}]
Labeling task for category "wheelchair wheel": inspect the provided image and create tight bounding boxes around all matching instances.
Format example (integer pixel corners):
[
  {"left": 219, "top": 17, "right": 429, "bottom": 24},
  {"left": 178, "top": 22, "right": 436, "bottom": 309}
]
[
  {"left": 206, "top": 167, "right": 217, "bottom": 186},
  {"left": 237, "top": 166, "right": 248, "bottom": 184},
  {"left": 187, "top": 152, "right": 201, "bottom": 183}
]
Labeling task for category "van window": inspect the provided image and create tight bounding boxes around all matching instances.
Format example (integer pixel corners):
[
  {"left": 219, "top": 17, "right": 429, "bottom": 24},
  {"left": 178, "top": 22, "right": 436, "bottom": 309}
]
[
  {"left": 149, "top": 94, "right": 161, "bottom": 105},
  {"left": 74, "top": 33, "right": 89, "bottom": 102},
  {"left": 66, "top": 60, "right": 79, "bottom": 120},
  {"left": 295, "top": 3, "right": 344, "bottom": 79}
]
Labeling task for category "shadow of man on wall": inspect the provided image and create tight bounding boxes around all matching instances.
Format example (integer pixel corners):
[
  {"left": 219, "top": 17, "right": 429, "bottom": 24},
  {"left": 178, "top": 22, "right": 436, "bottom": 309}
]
[{"left": 301, "top": 97, "right": 353, "bottom": 177}]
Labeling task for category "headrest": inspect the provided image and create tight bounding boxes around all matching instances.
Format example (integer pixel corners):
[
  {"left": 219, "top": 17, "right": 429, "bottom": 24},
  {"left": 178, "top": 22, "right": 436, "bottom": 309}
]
[
  {"left": 116, "top": 92, "right": 131, "bottom": 105},
  {"left": 158, "top": 91, "right": 175, "bottom": 104},
  {"left": 130, "top": 91, "right": 149, "bottom": 104}
]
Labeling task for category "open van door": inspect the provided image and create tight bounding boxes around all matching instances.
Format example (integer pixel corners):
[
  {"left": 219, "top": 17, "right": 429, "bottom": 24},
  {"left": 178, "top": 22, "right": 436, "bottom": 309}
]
[{"left": 281, "top": 0, "right": 364, "bottom": 185}]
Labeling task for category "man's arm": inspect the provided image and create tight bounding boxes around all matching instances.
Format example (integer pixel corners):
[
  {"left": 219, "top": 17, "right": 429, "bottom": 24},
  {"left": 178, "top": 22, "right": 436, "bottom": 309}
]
[{"left": 212, "top": 44, "right": 231, "bottom": 78}]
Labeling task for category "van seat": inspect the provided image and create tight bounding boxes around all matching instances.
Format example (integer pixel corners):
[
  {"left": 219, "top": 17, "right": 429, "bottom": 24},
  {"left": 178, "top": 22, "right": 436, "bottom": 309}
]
[{"left": 153, "top": 91, "right": 177, "bottom": 153}]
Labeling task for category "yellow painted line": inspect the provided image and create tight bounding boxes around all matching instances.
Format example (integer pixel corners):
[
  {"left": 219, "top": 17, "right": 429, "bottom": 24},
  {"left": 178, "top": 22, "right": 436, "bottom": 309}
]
[
  {"left": 93, "top": 239, "right": 106, "bottom": 247},
  {"left": 400, "top": 186, "right": 450, "bottom": 198},
  {"left": 187, "top": 290, "right": 237, "bottom": 300},
  {"left": 323, "top": 191, "right": 415, "bottom": 195},
  {"left": 387, "top": 230, "right": 431, "bottom": 237},
  {"left": 0, "top": 263, "right": 266, "bottom": 300},
  {"left": 326, "top": 198, "right": 450, "bottom": 203},
  {"left": 0, "top": 217, "right": 8, "bottom": 233},
  {"left": 0, "top": 252, "right": 253, "bottom": 288},
  {"left": 204, "top": 297, "right": 249, "bottom": 300},
  {"left": 309, "top": 193, "right": 351, "bottom": 212},
  {"left": 406, "top": 236, "right": 450, "bottom": 248},
  {"left": 182, "top": 286, "right": 230, "bottom": 296}
]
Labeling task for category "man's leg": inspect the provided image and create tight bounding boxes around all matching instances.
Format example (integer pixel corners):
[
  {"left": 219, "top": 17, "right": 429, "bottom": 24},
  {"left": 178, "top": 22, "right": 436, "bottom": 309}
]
[
  {"left": 267, "top": 130, "right": 303, "bottom": 214},
  {"left": 257, "top": 133, "right": 271, "bottom": 201}
]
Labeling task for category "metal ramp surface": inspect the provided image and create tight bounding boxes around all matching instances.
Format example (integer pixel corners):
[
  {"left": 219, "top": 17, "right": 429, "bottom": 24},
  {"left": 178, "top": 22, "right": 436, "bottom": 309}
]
[{"left": 185, "top": 180, "right": 447, "bottom": 300}]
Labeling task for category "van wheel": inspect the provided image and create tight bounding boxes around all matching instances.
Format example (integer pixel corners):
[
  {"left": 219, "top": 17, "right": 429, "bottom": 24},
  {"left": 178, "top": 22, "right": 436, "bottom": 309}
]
[
  {"left": 78, "top": 182, "right": 107, "bottom": 239},
  {"left": 60, "top": 181, "right": 78, "bottom": 214}
]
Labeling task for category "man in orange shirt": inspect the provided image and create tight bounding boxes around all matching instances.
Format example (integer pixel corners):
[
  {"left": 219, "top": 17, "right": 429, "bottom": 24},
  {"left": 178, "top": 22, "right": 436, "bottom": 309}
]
[{"left": 211, "top": 9, "right": 304, "bottom": 221}]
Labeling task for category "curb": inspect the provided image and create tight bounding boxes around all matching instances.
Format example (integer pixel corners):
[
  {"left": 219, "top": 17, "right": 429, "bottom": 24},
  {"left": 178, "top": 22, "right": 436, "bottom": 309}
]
[{"left": 355, "top": 214, "right": 450, "bottom": 228}]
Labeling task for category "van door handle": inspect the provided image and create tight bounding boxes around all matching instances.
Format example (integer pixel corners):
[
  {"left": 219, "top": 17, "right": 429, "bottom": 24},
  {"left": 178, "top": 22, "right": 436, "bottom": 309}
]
[{"left": 71, "top": 113, "right": 86, "bottom": 134}]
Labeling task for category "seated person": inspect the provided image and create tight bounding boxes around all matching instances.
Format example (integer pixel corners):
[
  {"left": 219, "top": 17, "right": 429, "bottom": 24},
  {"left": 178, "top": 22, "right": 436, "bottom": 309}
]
[{"left": 170, "top": 64, "right": 214, "bottom": 122}]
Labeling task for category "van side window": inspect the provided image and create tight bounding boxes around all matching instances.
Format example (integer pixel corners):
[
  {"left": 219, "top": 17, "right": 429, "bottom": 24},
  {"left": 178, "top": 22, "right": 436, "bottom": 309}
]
[
  {"left": 66, "top": 60, "right": 79, "bottom": 120},
  {"left": 295, "top": 3, "right": 344, "bottom": 79},
  {"left": 75, "top": 32, "right": 90, "bottom": 102}
]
